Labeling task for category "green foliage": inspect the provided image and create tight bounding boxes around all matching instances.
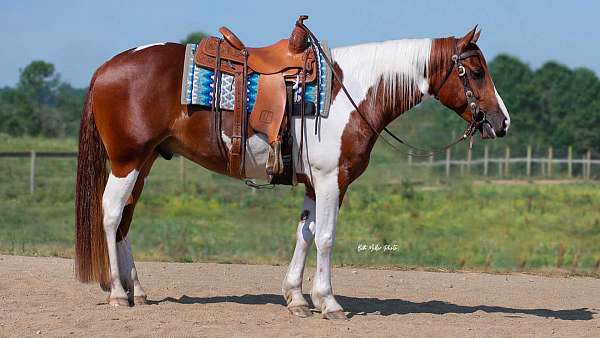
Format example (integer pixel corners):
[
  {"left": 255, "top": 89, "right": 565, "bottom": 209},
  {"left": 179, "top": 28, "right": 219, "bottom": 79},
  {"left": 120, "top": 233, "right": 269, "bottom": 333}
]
[
  {"left": 393, "top": 53, "right": 600, "bottom": 159},
  {"left": 180, "top": 31, "right": 209, "bottom": 45},
  {"left": 0, "top": 61, "right": 85, "bottom": 137},
  {"left": 2, "top": 137, "right": 600, "bottom": 272}
]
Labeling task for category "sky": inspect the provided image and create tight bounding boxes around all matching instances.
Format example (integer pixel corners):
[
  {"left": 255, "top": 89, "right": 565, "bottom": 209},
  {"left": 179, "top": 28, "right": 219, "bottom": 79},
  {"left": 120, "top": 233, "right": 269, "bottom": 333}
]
[{"left": 1, "top": 0, "right": 599, "bottom": 88}]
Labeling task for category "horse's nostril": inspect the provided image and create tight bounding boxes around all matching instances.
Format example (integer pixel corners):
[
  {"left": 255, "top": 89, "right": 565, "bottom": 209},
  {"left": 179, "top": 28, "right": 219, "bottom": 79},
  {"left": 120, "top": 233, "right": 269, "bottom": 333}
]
[{"left": 502, "top": 118, "right": 508, "bottom": 130}]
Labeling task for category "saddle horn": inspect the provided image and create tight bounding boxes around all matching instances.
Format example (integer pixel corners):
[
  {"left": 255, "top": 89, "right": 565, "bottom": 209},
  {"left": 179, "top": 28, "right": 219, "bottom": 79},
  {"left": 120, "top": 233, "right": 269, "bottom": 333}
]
[{"left": 289, "top": 15, "right": 309, "bottom": 54}]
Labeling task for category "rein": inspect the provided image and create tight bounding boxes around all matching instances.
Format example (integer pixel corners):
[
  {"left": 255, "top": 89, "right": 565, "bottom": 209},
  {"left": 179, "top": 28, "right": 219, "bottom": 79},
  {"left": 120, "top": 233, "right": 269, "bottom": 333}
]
[{"left": 298, "top": 22, "right": 482, "bottom": 157}]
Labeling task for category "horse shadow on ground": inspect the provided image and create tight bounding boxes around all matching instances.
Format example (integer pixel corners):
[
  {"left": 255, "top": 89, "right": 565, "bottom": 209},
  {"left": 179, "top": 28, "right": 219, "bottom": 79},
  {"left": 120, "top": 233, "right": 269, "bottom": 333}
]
[{"left": 148, "top": 294, "right": 595, "bottom": 321}]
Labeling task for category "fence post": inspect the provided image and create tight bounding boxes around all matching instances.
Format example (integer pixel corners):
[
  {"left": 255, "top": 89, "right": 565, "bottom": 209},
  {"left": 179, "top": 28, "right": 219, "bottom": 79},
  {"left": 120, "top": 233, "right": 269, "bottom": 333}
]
[
  {"left": 30, "top": 150, "right": 36, "bottom": 195},
  {"left": 429, "top": 154, "right": 434, "bottom": 175},
  {"left": 445, "top": 148, "right": 451, "bottom": 178},
  {"left": 504, "top": 147, "right": 510, "bottom": 177},
  {"left": 567, "top": 146, "right": 573, "bottom": 178},
  {"left": 587, "top": 150, "right": 592, "bottom": 180},
  {"left": 483, "top": 146, "right": 489, "bottom": 177},
  {"left": 526, "top": 146, "right": 532, "bottom": 177},
  {"left": 467, "top": 147, "right": 472, "bottom": 175},
  {"left": 179, "top": 155, "right": 186, "bottom": 190},
  {"left": 583, "top": 153, "right": 587, "bottom": 179},
  {"left": 548, "top": 147, "right": 553, "bottom": 177},
  {"left": 408, "top": 154, "right": 412, "bottom": 167}
]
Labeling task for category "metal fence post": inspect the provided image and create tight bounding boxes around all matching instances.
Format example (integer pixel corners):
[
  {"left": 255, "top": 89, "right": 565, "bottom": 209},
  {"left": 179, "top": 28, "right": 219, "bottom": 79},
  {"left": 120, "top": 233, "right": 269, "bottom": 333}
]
[{"left": 29, "top": 150, "right": 36, "bottom": 194}]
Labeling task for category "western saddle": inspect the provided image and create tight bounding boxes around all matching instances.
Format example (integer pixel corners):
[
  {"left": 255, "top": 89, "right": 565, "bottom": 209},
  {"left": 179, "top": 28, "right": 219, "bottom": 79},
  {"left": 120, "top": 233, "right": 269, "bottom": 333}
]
[{"left": 194, "top": 15, "right": 319, "bottom": 184}]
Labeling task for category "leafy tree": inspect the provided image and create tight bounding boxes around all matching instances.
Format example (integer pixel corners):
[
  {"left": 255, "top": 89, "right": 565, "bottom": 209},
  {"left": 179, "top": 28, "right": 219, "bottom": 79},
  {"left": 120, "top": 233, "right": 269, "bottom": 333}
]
[
  {"left": 489, "top": 54, "right": 542, "bottom": 147},
  {"left": 180, "top": 32, "right": 209, "bottom": 45},
  {"left": 1, "top": 50, "right": 600, "bottom": 158},
  {"left": 0, "top": 61, "right": 85, "bottom": 137}
]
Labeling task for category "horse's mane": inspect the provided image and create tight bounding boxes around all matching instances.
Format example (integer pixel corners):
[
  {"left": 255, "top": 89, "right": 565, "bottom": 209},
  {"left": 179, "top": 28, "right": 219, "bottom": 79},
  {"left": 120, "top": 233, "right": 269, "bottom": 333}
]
[{"left": 334, "top": 38, "right": 433, "bottom": 117}]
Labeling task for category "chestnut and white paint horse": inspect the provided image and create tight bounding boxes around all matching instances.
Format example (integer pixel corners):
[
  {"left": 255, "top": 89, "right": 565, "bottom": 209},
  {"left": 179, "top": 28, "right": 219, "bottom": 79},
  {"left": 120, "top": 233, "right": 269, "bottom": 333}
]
[{"left": 75, "top": 27, "right": 509, "bottom": 320}]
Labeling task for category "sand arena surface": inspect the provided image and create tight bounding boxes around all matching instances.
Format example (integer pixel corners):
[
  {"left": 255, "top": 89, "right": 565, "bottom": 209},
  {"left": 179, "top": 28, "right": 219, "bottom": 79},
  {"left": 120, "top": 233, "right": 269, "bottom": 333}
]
[{"left": 1, "top": 255, "right": 599, "bottom": 337}]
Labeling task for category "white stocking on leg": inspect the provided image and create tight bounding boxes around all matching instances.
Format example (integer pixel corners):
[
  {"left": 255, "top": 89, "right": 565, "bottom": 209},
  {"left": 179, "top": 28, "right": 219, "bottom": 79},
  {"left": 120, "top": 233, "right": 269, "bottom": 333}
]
[
  {"left": 102, "top": 170, "right": 139, "bottom": 306},
  {"left": 311, "top": 174, "right": 346, "bottom": 319},
  {"left": 282, "top": 194, "right": 316, "bottom": 317}
]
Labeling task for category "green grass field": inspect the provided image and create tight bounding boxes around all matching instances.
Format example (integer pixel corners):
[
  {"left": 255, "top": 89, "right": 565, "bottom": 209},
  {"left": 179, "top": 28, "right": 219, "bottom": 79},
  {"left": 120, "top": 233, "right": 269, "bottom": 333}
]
[{"left": 1, "top": 134, "right": 600, "bottom": 273}]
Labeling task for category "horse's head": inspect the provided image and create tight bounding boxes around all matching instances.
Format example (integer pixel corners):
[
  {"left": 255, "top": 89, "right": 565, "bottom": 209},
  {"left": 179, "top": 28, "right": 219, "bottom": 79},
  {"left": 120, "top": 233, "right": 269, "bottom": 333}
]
[{"left": 430, "top": 27, "right": 510, "bottom": 139}]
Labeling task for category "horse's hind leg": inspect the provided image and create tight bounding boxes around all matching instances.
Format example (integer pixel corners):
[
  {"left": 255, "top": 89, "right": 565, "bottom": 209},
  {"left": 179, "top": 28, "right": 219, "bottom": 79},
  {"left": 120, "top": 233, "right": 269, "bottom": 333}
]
[
  {"left": 116, "top": 154, "right": 157, "bottom": 305},
  {"left": 117, "top": 235, "right": 146, "bottom": 304},
  {"left": 102, "top": 167, "right": 139, "bottom": 306},
  {"left": 282, "top": 189, "right": 316, "bottom": 318}
]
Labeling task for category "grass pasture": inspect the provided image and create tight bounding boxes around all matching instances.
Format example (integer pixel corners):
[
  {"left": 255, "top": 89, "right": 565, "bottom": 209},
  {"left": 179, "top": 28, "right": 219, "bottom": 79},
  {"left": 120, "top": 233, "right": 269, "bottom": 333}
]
[{"left": 1, "top": 134, "right": 600, "bottom": 273}]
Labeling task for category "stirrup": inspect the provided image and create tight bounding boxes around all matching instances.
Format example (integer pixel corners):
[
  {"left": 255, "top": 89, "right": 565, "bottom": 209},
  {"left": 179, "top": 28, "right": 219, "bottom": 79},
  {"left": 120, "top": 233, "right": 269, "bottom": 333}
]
[{"left": 266, "top": 139, "right": 284, "bottom": 177}]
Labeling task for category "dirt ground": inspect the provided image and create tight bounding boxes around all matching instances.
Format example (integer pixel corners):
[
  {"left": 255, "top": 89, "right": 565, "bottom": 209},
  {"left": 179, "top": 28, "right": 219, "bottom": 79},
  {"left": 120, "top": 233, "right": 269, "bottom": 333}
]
[{"left": 1, "top": 255, "right": 600, "bottom": 337}]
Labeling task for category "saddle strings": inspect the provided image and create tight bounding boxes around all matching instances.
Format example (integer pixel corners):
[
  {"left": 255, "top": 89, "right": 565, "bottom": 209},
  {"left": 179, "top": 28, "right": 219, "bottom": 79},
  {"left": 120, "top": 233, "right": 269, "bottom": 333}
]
[
  {"left": 297, "top": 22, "right": 472, "bottom": 158},
  {"left": 213, "top": 38, "right": 228, "bottom": 163}
]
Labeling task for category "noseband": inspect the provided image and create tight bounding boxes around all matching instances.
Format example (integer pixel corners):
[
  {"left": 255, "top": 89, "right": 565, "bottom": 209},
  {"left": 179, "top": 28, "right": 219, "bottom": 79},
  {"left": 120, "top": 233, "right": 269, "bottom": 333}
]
[{"left": 432, "top": 43, "right": 490, "bottom": 139}]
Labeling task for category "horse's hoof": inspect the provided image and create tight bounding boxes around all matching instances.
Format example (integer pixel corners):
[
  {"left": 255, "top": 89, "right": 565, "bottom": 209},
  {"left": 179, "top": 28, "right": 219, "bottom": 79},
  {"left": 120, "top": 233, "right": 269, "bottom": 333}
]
[
  {"left": 288, "top": 305, "right": 312, "bottom": 318},
  {"left": 323, "top": 310, "right": 348, "bottom": 320},
  {"left": 133, "top": 295, "right": 147, "bottom": 305},
  {"left": 108, "top": 297, "right": 130, "bottom": 307}
]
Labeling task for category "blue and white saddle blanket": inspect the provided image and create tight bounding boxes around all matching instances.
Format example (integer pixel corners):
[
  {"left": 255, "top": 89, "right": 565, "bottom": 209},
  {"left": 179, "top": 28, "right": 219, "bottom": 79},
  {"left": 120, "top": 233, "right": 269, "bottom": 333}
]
[{"left": 180, "top": 42, "right": 333, "bottom": 117}]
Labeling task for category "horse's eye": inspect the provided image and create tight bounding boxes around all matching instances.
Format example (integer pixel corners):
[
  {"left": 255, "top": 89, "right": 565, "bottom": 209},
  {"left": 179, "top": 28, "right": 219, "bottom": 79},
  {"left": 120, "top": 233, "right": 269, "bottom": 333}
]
[{"left": 471, "top": 68, "right": 484, "bottom": 79}]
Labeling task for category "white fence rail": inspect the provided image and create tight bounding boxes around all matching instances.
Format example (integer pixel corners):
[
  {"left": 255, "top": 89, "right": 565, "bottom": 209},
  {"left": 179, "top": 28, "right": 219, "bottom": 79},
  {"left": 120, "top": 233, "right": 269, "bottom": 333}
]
[
  {"left": 406, "top": 145, "right": 597, "bottom": 179},
  {"left": 1, "top": 145, "right": 599, "bottom": 195}
]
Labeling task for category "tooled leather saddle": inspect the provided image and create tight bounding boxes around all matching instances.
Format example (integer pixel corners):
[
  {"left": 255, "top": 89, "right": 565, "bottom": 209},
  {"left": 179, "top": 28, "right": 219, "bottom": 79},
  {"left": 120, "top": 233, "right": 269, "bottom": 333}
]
[{"left": 193, "top": 15, "right": 319, "bottom": 184}]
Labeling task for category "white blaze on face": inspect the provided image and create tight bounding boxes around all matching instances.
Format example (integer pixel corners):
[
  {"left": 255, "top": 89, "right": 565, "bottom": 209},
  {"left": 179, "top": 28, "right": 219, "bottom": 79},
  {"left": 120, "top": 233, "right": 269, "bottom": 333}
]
[{"left": 494, "top": 86, "right": 510, "bottom": 131}]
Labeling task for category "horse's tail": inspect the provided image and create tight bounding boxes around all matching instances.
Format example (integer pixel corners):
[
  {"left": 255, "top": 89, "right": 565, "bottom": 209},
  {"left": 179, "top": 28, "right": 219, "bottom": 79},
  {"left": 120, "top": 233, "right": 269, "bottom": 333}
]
[{"left": 75, "top": 75, "right": 110, "bottom": 291}]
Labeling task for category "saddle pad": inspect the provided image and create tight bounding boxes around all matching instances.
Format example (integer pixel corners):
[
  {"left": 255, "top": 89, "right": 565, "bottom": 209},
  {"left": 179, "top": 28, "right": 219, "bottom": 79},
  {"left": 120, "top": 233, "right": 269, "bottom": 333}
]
[
  {"left": 181, "top": 42, "right": 333, "bottom": 117},
  {"left": 181, "top": 44, "right": 258, "bottom": 111},
  {"left": 313, "top": 40, "right": 333, "bottom": 117}
]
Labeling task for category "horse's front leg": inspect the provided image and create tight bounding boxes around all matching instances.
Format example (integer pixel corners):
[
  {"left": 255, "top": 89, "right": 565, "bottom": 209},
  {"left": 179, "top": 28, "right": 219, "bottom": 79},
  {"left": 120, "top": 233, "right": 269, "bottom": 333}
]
[
  {"left": 311, "top": 174, "right": 346, "bottom": 320},
  {"left": 282, "top": 190, "right": 316, "bottom": 317}
]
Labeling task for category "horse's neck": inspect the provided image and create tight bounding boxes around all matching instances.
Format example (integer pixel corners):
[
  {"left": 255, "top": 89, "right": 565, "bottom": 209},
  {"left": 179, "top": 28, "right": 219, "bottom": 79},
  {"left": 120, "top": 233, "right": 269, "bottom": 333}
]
[{"left": 332, "top": 38, "right": 433, "bottom": 133}]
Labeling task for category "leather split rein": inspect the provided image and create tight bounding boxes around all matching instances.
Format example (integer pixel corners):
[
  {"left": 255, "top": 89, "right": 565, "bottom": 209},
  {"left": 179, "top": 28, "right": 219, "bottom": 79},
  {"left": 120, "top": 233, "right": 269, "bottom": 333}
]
[{"left": 299, "top": 22, "right": 487, "bottom": 157}]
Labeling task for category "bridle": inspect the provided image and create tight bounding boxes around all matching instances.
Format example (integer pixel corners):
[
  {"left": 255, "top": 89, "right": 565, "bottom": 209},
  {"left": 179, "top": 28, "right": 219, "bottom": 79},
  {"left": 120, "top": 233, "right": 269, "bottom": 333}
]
[
  {"left": 432, "top": 42, "right": 492, "bottom": 143},
  {"left": 297, "top": 23, "right": 489, "bottom": 157}
]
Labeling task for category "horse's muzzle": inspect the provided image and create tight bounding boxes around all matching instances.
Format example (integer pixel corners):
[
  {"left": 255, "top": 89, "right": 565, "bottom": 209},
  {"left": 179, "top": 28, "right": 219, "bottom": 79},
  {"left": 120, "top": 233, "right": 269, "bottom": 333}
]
[{"left": 480, "top": 123, "right": 497, "bottom": 139}]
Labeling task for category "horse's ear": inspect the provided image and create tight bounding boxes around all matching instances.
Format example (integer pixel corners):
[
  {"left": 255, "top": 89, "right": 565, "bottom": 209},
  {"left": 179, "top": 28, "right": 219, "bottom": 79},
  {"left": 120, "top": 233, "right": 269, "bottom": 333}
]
[
  {"left": 458, "top": 25, "right": 478, "bottom": 51},
  {"left": 472, "top": 28, "right": 481, "bottom": 44}
]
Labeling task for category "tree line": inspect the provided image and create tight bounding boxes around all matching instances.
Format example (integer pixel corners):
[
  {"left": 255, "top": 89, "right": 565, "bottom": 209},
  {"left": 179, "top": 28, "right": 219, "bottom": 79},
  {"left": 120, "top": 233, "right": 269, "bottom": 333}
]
[
  {"left": 0, "top": 61, "right": 85, "bottom": 137},
  {"left": 399, "top": 54, "right": 600, "bottom": 155},
  {"left": 1, "top": 44, "right": 599, "bottom": 154}
]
